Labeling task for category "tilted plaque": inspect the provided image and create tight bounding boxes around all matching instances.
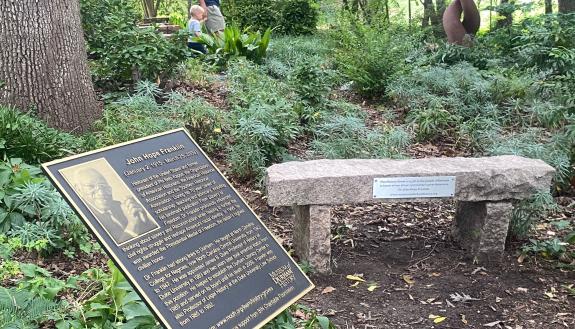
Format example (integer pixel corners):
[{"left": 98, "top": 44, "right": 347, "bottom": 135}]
[{"left": 43, "top": 128, "right": 314, "bottom": 328}]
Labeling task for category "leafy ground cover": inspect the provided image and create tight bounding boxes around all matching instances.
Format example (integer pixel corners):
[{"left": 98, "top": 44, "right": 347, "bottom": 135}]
[{"left": 1, "top": 1, "right": 574, "bottom": 328}]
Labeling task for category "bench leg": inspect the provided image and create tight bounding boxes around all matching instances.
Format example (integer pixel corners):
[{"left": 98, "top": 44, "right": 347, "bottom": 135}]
[
  {"left": 292, "top": 205, "right": 331, "bottom": 274},
  {"left": 453, "top": 201, "right": 513, "bottom": 263}
]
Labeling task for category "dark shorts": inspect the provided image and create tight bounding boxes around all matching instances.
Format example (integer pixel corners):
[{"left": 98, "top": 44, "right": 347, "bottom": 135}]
[{"left": 188, "top": 42, "right": 206, "bottom": 55}]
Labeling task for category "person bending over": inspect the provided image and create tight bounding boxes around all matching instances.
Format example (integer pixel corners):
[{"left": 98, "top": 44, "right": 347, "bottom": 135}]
[{"left": 443, "top": 0, "right": 480, "bottom": 45}]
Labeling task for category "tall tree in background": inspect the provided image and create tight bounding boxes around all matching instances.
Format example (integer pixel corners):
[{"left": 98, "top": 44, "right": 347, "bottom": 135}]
[
  {"left": 422, "top": 0, "right": 446, "bottom": 35},
  {"left": 0, "top": 0, "right": 101, "bottom": 133},
  {"left": 545, "top": 0, "right": 553, "bottom": 13},
  {"left": 497, "top": 0, "right": 514, "bottom": 28},
  {"left": 142, "top": 0, "right": 161, "bottom": 18},
  {"left": 559, "top": 0, "right": 575, "bottom": 12}
]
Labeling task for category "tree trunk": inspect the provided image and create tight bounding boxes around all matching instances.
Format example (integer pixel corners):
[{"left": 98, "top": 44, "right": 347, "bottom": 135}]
[
  {"left": 0, "top": 0, "right": 101, "bottom": 133},
  {"left": 545, "top": 0, "right": 553, "bottom": 13},
  {"left": 422, "top": 0, "right": 437, "bottom": 27},
  {"left": 497, "top": 0, "right": 513, "bottom": 28},
  {"left": 559, "top": 0, "right": 575, "bottom": 12},
  {"left": 142, "top": 0, "right": 158, "bottom": 18}
]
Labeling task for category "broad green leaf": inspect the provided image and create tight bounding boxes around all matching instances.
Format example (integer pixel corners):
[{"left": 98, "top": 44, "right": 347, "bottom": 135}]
[
  {"left": 316, "top": 315, "right": 331, "bottom": 329},
  {"left": 123, "top": 301, "right": 152, "bottom": 320}
]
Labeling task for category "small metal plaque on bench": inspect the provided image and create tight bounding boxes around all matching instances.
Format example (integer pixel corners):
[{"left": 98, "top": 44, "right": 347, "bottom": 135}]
[{"left": 373, "top": 176, "right": 456, "bottom": 199}]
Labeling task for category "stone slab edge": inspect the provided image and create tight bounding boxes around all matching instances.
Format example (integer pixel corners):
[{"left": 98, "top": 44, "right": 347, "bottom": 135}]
[{"left": 266, "top": 156, "right": 555, "bottom": 206}]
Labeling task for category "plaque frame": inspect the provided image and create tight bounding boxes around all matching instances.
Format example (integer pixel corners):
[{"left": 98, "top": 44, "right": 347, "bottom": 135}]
[{"left": 42, "top": 128, "right": 314, "bottom": 329}]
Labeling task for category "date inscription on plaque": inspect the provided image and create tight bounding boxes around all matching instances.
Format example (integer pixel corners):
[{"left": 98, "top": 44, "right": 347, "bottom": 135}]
[
  {"left": 43, "top": 129, "right": 313, "bottom": 329},
  {"left": 373, "top": 176, "right": 456, "bottom": 199}
]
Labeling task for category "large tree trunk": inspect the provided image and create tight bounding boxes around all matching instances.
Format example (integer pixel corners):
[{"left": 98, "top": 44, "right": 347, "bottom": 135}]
[
  {"left": 0, "top": 0, "right": 101, "bottom": 133},
  {"left": 559, "top": 0, "right": 575, "bottom": 12}
]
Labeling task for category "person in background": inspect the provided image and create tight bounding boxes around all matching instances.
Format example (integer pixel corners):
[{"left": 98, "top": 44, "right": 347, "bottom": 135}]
[
  {"left": 187, "top": 5, "right": 207, "bottom": 54},
  {"left": 199, "top": 0, "right": 226, "bottom": 35}
]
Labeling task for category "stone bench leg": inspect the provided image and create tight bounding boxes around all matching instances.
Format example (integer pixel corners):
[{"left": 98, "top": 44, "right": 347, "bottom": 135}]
[
  {"left": 453, "top": 201, "right": 513, "bottom": 263},
  {"left": 292, "top": 205, "right": 331, "bottom": 274}
]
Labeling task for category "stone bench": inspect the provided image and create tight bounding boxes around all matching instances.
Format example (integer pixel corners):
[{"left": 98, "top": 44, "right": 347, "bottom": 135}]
[{"left": 265, "top": 156, "right": 555, "bottom": 273}]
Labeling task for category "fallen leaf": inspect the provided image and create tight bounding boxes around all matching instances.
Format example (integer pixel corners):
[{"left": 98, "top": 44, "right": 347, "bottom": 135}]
[
  {"left": 408, "top": 294, "right": 414, "bottom": 301},
  {"left": 346, "top": 274, "right": 366, "bottom": 282},
  {"left": 321, "top": 286, "right": 336, "bottom": 294},
  {"left": 428, "top": 315, "right": 447, "bottom": 323},
  {"left": 517, "top": 254, "right": 526, "bottom": 263},
  {"left": 461, "top": 314, "right": 468, "bottom": 324},
  {"left": 450, "top": 292, "right": 480, "bottom": 303},
  {"left": 516, "top": 287, "right": 528, "bottom": 293},
  {"left": 294, "top": 309, "right": 305, "bottom": 319},
  {"left": 431, "top": 272, "right": 441, "bottom": 277},
  {"left": 350, "top": 281, "right": 360, "bottom": 288},
  {"left": 402, "top": 275, "right": 415, "bottom": 286},
  {"left": 484, "top": 320, "right": 503, "bottom": 327},
  {"left": 367, "top": 284, "right": 379, "bottom": 292}
]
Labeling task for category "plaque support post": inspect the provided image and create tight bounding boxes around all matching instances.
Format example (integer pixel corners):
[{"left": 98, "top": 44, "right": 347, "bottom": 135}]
[
  {"left": 292, "top": 205, "right": 332, "bottom": 274},
  {"left": 452, "top": 200, "right": 513, "bottom": 263}
]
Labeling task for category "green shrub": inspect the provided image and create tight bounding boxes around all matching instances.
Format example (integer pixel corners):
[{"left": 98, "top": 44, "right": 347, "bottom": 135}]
[
  {"left": 175, "top": 58, "right": 217, "bottom": 87},
  {"left": 164, "top": 93, "right": 227, "bottom": 153},
  {"left": 334, "top": 21, "right": 418, "bottom": 96},
  {"left": 228, "top": 100, "right": 300, "bottom": 180},
  {"left": 290, "top": 61, "right": 332, "bottom": 106},
  {"left": 80, "top": 0, "right": 188, "bottom": 85},
  {"left": 265, "top": 34, "right": 334, "bottom": 80},
  {"left": 198, "top": 26, "right": 271, "bottom": 67},
  {"left": 92, "top": 82, "right": 186, "bottom": 146},
  {"left": 488, "top": 129, "right": 574, "bottom": 185},
  {"left": 223, "top": 0, "right": 318, "bottom": 35},
  {"left": 225, "top": 60, "right": 300, "bottom": 179},
  {"left": 278, "top": 0, "right": 319, "bottom": 35},
  {"left": 79, "top": 0, "right": 140, "bottom": 51},
  {"left": 511, "top": 190, "right": 558, "bottom": 239},
  {"left": 55, "top": 261, "right": 159, "bottom": 329},
  {"left": 0, "top": 105, "right": 83, "bottom": 163},
  {"left": 0, "top": 158, "right": 89, "bottom": 255},
  {"left": 311, "top": 115, "right": 411, "bottom": 159}
]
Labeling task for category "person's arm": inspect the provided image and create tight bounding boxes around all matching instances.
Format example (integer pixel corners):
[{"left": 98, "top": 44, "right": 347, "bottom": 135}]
[{"left": 199, "top": 0, "right": 208, "bottom": 19}]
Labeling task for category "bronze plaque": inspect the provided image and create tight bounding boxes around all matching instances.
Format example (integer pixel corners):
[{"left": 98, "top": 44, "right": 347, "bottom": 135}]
[{"left": 42, "top": 129, "right": 314, "bottom": 328}]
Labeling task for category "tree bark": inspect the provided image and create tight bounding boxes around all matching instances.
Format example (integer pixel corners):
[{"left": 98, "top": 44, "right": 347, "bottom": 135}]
[
  {"left": 0, "top": 0, "right": 101, "bottom": 133},
  {"left": 545, "top": 0, "right": 553, "bottom": 13},
  {"left": 142, "top": 0, "right": 158, "bottom": 18},
  {"left": 497, "top": 0, "right": 513, "bottom": 28},
  {"left": 559, "top": 0, "right": 575, "bottom": 12},
  {"left": 422, "top": 0, "right": 437, "bottom": 27}
]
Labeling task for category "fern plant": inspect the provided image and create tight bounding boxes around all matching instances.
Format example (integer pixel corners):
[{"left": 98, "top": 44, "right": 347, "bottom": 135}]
[{"left": 0, "top": 287, "right": 61, "bottom": 329}]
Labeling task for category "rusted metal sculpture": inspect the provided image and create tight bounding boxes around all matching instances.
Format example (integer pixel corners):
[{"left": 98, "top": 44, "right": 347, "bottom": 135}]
[{"left": 443, "top": 0, "right": 480, "bottom": 45}]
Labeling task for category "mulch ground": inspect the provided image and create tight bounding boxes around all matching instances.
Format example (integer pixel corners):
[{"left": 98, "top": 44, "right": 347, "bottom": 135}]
[{"left": 240, "top": 184, "right": 574, "bottom": 329}]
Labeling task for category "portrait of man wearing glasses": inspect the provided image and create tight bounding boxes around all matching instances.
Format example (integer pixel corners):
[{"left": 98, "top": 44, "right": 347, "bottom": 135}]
[{"left": 61, "top": 159, "right": 159, "bottom": 245}]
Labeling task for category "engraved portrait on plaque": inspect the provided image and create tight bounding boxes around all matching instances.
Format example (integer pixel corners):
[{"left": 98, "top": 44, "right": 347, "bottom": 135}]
[{"left": 60, "top": 158, "right": 159, "bottom": 245}]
